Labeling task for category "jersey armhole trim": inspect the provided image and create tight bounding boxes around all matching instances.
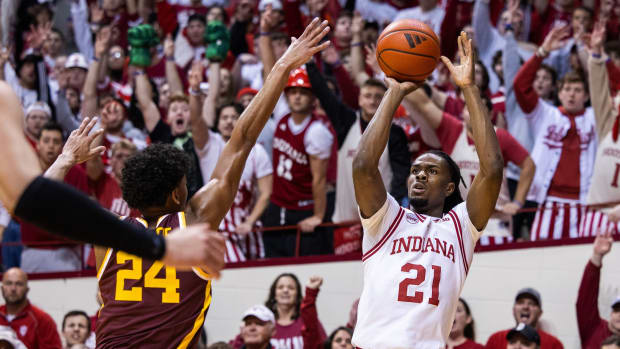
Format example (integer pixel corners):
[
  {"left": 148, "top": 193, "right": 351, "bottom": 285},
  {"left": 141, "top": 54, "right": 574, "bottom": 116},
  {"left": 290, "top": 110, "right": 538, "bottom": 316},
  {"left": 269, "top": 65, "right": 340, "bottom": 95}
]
[
  {"left": 177, "top": 280, "right": 212, "bottom": 348},
  {"left": 96, "top": 248, "right": 113, "bottom": 281},
  {"left": 362, "top": 207, "right": 405, "bottom": 262},
  {"left": 448, "top": 210, "right": 469, "bottom": 275}
]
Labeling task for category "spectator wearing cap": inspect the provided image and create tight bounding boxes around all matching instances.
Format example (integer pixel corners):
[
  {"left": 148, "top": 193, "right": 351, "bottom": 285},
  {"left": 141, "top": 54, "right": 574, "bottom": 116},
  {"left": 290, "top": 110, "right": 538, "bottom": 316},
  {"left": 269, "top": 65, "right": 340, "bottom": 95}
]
[
  {"left": 23, "top": 101, "right": 52, "bottom": 150},
  {"left": 576, "top": 230, "right": 620, "bottom": 349},
  {"left": 306, "top": 60, "right": 411, "bottom": 222},
  {"left": 239, "top": 305, "right": 276, "bottom": 349},
  {"left": 485, "top": 288, "right": 563, "bottom": 349},
  {"left": 507, "top": 323, "right": 541, "bottom": 349},
  {"left": 0, "top": 268, "right": 62, "bottom": 349},
  {"left": 237, "top": 87, "right": 258, "bottom": 109},
  {"left": 64, "top": 53, "right": 88, "bottom": 92},
  {"left": 261, "top": 67, "right": 335, "bottom": 257}
]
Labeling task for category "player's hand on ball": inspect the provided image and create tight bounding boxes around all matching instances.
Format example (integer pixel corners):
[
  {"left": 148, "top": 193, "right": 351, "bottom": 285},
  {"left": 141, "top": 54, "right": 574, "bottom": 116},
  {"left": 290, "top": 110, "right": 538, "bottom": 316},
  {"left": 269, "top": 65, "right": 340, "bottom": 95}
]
[
  {"left": 384, "top": 77, "right": 420, "bottom": 97},
  {"left": 278, "top": 18, "right": 331, "bottom": 70},
  {"left": 61, "top": 117, "right": 105, "bottom": 164},
  {"left": 307, "top": 276, "right": 323, "bottom": 289},
  {"left": 441, "top": 31, "right": 474, "bottom": 88},
  {"left": 163, "top": 223, "right": 226, "bottom": 278}
]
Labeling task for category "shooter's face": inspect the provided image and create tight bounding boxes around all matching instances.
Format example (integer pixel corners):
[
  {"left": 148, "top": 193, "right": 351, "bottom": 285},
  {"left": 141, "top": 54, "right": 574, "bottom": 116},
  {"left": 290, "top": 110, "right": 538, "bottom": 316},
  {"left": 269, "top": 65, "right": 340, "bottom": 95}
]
[{"left": 408, "top": 153, "right": 455, "bottom": 211}]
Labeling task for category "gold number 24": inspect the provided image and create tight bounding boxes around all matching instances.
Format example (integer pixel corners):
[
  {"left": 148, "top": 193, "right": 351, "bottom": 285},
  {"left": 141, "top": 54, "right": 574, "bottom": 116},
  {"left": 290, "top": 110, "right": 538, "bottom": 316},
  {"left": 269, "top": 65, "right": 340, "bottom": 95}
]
[{"left": 115, "top": 251, "right": 180, "bottom": 303}]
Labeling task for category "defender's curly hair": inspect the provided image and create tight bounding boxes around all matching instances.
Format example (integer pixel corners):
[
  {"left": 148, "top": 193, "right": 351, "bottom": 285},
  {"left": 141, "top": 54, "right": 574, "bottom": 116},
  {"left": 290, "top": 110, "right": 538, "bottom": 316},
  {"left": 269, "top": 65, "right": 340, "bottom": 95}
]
[{"left": 121, "top": 143, "right": 190, "bottom": 210}]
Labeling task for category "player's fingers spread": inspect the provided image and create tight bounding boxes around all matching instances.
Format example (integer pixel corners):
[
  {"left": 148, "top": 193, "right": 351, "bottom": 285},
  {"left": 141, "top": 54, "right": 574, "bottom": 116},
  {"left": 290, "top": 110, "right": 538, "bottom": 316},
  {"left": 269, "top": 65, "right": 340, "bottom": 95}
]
[
  {"left": 440, "top": 56, "right": 453, "bottom": 70},
  {"left": 302, "top": 18, "right": 319, "bottom": 38},
  {"left": 309, "top": 21, "right": 329, "bottom": 44},
  {"left": 90, "top": 146, "right": 106, "bottom": 156}
]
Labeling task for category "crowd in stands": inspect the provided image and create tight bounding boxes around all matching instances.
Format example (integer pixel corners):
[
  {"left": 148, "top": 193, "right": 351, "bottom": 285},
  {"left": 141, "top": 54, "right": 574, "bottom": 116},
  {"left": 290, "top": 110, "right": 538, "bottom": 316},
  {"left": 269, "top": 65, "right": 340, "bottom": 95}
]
[{"left": 0, "top": 0, "right": 618, "bottom": 272}]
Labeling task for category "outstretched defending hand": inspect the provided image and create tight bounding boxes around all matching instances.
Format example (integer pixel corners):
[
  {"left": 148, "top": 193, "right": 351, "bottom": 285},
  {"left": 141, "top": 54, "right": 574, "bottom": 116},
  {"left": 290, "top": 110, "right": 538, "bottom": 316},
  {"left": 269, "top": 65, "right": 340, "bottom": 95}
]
[
  {"left": 61, "top": 117, "right": 106, "bottom": 164},
  {"left": 278, "top": 18, "right": 331, "bottom": 70},
  {"left": 163, "top": 223, "right": 226, "bottom": 278},
  {"left": 441, "top": 32, "right": 475, "bottom": 88}
]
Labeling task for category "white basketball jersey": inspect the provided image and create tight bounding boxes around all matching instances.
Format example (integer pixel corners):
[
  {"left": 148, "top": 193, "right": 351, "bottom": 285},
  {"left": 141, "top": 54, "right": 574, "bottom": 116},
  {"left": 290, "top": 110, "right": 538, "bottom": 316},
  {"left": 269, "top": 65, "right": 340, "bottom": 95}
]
[
  {"left": 352, "top": 195, "right": 481, "bottom": 349},
  {"left": 586, "top": 132, "right": 620, "bottom": 209}
]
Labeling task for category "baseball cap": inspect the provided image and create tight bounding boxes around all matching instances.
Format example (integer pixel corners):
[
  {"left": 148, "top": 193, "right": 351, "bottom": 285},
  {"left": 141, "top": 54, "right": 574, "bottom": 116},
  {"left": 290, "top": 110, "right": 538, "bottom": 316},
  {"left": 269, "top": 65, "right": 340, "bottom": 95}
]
[
  {"left": 258, "top": 0, "right": 282, "bottom": 11},
  {"left": 612, "top": 296, "right": 620, "bottom": 309},
  {"left": 236, "top": 87, "right": 258, "bottom": 101},
  {"left": 506, "top": 323, "right": 541, "bottom": 345},
  {"left": 242, "top": 304, "right": 275, "bottom": 323},
  {"left": 25, "top": 101, "right": 52, "bottom": 118},
  {"left": 286, "top": 67, "right": 312, "bottom": 90},
  {"left": 65, "top": 53, "right": 88, "bottom": 70},
  {"left": 515, "top": 288, "right": 542, "bottom": 307}
]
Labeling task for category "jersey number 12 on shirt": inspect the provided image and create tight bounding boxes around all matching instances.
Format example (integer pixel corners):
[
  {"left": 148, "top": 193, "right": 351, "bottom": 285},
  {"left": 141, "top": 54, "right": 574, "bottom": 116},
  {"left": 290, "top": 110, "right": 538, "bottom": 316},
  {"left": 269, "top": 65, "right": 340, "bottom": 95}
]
[
  {"left": 115, "top": 251, "right": 181, "bottom": 304},
  {"left": 276, "top": 155, "right": 293, "bottom": 181},
  {"left": 398, "top": 263, "right": 441, "bottom": 306}
]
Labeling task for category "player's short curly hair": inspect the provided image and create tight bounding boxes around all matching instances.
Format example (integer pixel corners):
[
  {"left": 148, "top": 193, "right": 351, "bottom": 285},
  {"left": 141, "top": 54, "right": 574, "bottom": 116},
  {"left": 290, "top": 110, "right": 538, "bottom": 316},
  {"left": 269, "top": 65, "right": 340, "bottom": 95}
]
[{"left": 121, "top": 143, "right": 190, "bottom": 210}]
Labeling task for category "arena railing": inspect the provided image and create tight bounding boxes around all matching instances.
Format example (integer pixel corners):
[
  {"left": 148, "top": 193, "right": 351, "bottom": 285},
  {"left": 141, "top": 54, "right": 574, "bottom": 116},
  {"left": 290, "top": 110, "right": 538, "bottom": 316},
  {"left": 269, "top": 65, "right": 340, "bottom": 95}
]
[{"left": 2, "top": 201, "right": 620, "bottom": 279}]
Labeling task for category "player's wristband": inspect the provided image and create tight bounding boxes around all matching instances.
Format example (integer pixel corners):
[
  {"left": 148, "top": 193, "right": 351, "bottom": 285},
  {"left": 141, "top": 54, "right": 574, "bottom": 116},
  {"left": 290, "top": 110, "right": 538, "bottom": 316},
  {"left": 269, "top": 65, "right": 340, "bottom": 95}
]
[
  {"left": 351, "top": 42, "right": 363, "bottom": 47},
  {"left": 14, "top": 176, "right": 166, "bottom": 260},
  {"left": 591, "top": 52, "right": 602, "bottom": 59}
]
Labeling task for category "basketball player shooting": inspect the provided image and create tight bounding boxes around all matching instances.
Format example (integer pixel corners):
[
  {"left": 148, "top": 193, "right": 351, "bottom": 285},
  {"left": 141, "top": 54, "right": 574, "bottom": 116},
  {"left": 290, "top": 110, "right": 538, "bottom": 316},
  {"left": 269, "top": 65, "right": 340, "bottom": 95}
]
[{"left": 351, "top": 32, "right": 503, "bottom": 348}]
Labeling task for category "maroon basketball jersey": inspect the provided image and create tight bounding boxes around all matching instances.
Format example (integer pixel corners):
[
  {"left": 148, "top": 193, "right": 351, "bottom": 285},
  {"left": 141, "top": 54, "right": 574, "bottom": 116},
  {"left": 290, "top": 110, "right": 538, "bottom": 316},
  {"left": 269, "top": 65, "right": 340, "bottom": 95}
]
[
  {"left": 271, "top": 114, "right": 317, "bottom": 210},
  {"left": 96, "top": 212, "right": 211, "bottom": 349}
]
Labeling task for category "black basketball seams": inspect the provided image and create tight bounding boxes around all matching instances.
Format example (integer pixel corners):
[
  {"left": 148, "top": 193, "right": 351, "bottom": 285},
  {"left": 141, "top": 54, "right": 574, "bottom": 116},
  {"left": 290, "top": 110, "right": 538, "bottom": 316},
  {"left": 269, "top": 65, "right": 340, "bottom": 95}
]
[
  {"left": 378, "top": 48, "right": 439, "bottom": 61},
  {"left": 379, "top": 28, "right": 440, "bottom": 47},
  {"left": 377, "top": 54, "right": 435, "bottom": 78}
]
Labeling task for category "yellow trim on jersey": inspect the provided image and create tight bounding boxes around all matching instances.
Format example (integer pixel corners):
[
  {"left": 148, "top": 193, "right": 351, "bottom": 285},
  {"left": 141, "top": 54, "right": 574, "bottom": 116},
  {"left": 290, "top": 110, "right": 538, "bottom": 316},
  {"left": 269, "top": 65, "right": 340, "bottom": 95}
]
[
  {"left": 177, "top": 280, "right": 212, "bottom": 349},
  {"left": 180, "top": 212, "right": 212, "bottom": 279},
  {"left": 136, "top": 217, "right": 148, "bottom": 227},
  {"left": 97, "top": 248, "right": 113, "bottom": 280},
  {"left": 156, "top": 214, "right": 169, "bottom": 227},
  {"left": 178, "top": 212, "right": 187, "bottom": 228}
]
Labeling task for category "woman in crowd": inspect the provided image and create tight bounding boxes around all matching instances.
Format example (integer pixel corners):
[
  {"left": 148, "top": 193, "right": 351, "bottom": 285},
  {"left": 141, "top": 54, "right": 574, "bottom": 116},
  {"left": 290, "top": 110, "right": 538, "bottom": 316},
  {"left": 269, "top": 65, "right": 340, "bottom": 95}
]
[
  {"left": 446, "top": 298, "right": 484, "bottom": 349},
  {"left": 324, "top": 327, "right": 353, "bottom": 349}
]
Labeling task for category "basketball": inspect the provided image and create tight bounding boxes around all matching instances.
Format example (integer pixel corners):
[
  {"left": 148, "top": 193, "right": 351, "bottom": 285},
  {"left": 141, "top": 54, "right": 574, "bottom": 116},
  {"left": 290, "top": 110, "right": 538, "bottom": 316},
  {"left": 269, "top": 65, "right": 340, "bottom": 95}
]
[{"left": 376, "top": 19, "right": 441, "bottom": 82}]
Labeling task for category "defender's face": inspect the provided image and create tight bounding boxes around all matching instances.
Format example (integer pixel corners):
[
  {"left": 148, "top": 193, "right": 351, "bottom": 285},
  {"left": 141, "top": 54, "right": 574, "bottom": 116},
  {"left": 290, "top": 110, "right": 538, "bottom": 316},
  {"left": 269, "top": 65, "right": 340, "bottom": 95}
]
[{"left": 407, "top": 153, "right": 454, "bottom": 209}]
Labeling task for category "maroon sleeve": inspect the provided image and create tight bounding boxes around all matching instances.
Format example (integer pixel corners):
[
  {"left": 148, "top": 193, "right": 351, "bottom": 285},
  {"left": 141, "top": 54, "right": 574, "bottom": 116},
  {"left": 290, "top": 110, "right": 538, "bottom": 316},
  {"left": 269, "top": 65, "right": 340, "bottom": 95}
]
[
  {"left": 606, "top": 59, "right": 620, "bottom": 91},
  {"left": 332, "top": 64, "right": 359, "bottom": 110},
  {"left": 484, "top": 331, "right": 506, "bottom": 349},
  {"left": 36, "top": 312, "right": 62, "bottom": 349},
  {"left": 301, "top": 287, "right": 325, "bottom": 349},
  {"left": 440, "top": 0, "right": 458, "bottom": 60},
  {"left": 496, "top": 129, "right": 529, "bottom": 166},
  {"left": 229, "top": 333, "right": 244, "bottom": 349},
  {"left": 282, "top": 0, "right": 305, "bottom": 38},
  {"left": 576, "top": 260, "right": 605, "bottom": 347},
  {"left": 435, "top": 112, "right": 464, "bottom": 154},
  {"left": 514, "top": 54, "right": 544, "bottom": 114},
  {"left": 65, "top": 166, "right": 92, "bottom": 195},
  {"left": 156, "top": 1, "right": 178, "bottom": 35},
  {"left": 444, "top": 96, "right": 465, "bottom": 117}
]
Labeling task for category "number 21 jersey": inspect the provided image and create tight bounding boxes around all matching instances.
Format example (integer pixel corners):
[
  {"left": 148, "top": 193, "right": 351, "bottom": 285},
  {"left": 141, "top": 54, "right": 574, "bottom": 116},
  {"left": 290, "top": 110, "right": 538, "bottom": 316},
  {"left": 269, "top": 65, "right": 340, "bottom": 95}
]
[
  {"left": 96, "top": 212, "right": 212, "bottom": 349},
  {"left": 352, "top": 195, "right": 482, "bottom": 349}
]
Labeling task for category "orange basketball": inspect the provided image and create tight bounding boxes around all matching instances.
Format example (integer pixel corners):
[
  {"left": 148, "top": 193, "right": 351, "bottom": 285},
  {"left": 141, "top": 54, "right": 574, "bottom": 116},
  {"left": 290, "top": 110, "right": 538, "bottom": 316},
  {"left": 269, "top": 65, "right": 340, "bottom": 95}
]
[{"left": 376, "top": 19, "right": 441, "bottom": 82}]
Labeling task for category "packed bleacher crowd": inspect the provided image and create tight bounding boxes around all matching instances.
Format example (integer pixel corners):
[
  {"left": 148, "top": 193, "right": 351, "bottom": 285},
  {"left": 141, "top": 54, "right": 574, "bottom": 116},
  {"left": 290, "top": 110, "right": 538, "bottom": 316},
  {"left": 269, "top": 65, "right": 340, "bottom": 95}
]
[
  {"left": 0, "top": 0, "right": 618, "bottom": 345},
  {"left": 0, "top": 0, "right": 619, "bottom": 273}
]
